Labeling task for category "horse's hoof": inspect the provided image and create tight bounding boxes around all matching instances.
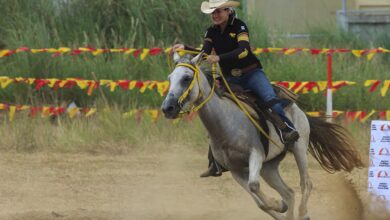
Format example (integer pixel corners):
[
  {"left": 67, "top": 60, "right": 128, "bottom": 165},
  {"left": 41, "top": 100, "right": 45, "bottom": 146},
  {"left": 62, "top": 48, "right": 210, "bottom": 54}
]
[
  {"left": 248, "top": 181, "right": 260, "bottom": 193},
  {"left": 301, "top": 216, "right": 310, "bottom": 220},
  {"left": 280, "top": 200, "right": 288, "bottom": 213}
]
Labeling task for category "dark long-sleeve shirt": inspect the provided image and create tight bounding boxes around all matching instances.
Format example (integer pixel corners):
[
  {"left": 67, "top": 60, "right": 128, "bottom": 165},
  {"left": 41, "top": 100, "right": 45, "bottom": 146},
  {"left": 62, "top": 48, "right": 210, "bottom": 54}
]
[{"left": 201, "top": 17, "right": 262, "bottom": 76}]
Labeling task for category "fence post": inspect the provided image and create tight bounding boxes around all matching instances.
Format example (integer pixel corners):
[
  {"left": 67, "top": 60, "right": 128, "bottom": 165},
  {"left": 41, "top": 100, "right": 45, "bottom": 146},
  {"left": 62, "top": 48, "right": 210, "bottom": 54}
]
[{"left": 326, "top": 52, "right": 333, "bottom": 122}]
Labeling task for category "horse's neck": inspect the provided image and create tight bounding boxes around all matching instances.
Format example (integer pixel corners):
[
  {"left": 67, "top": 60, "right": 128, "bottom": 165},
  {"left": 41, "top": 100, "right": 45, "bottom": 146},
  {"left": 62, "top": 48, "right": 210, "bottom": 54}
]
[{"left": 196, "top": 76, "right": 237, "bottom": 137}]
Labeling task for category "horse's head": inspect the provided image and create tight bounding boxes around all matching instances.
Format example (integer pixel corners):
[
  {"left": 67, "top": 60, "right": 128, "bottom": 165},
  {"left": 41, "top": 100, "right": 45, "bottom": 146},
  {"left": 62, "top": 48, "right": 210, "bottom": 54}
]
[{"left": 161, "top": 52, "right": 204, "bottom": 119}]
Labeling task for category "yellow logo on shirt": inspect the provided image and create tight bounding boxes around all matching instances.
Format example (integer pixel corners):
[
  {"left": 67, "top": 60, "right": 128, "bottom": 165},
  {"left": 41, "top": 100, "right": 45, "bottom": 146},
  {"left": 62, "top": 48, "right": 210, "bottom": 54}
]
[{"left": 229, "top": 33, "right": 236, "bottom": 38}]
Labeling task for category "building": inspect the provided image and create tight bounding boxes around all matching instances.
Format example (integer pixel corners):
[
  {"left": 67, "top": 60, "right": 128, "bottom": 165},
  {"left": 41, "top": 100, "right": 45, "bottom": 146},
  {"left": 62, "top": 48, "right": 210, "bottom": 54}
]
[{"left": 247, "top": 0, "right": 390, "bottom": 40}]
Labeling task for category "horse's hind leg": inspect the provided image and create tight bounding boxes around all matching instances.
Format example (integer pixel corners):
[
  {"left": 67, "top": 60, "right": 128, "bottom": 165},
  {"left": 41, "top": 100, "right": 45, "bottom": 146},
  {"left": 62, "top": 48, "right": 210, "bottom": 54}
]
[
  {"left": 292, "top": 139, "right": 312, "bottom": 220},
  {"left": 261, "top": 156, "right": 295, "bottom": 220},
  {"left": 231, "top": 171, "right": 286, "bottom": 220}
]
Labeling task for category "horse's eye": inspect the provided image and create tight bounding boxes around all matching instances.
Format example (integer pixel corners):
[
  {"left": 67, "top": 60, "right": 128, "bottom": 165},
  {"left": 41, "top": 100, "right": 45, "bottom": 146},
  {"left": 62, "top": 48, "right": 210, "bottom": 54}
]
[{"left": 183, "top": 76, "right": 192, "bottom": 83}]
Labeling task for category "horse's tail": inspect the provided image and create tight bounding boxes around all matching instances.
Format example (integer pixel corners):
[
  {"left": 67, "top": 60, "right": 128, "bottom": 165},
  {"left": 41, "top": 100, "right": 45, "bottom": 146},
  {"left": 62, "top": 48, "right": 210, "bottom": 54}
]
[{"left": 307, "top": 115, "right": 365, "bottom": 173}]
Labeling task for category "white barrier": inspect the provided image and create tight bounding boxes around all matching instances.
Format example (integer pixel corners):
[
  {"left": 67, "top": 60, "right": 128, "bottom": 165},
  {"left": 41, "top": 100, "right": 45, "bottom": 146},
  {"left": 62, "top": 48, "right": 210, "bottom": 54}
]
[{"left": 369, "top": 120, "right": 390, "bottom": 210}]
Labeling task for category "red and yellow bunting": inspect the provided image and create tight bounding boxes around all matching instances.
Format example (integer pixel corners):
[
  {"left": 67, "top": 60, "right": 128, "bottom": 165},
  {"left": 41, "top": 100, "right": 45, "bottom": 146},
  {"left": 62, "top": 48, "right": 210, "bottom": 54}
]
[
  {"left": 1, "top": 103, "right": 389, "bottom": 123},
  {"left": 1, "top": 47, "right": 389, "bottom": 60},
  {"left": 126, "top": 109, "right": 390, "bottom": 123},
  {"left": 1, "top": 76, "right": 389, "bottom": 96},
  {"left": 364, "top": 80, "right": 390, "bottom": 97},
  {"left": 0, "top": 77, "right": 169, "bottom": 96},
  {"left": 0, "top": 103, "right": 96, "bottom": 121}
]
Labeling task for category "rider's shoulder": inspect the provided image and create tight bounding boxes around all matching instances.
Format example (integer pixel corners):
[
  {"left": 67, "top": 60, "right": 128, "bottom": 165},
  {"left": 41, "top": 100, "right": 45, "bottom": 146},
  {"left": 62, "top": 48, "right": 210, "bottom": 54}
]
[{"left": 232, "top": 18, "right": 248, "bottom": 32}]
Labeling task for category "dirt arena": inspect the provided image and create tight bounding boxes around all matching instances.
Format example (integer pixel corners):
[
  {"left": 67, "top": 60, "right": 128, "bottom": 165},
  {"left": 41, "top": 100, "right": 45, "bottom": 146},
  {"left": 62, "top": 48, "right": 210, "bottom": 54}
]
[{"left": 0, "top": 143, "right": 386, "bottom": 220}]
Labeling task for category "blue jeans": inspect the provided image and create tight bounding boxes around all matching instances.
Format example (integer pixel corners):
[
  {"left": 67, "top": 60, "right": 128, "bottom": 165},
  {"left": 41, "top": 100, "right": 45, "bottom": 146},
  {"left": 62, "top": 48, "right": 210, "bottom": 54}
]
[{"left": 226, "top": 68, "right": 295, "bottom": 128}]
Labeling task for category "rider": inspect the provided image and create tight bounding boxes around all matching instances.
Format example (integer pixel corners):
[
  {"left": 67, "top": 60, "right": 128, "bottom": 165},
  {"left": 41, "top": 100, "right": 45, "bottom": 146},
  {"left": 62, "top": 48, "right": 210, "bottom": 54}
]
[{"left": 173, "top": 0, "right": 299, "bottom": 177}]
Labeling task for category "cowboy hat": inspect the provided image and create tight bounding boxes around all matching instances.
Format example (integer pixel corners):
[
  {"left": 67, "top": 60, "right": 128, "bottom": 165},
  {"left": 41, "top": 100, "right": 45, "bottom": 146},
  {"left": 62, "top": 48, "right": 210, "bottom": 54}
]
[{"left": 201, "top": 0, "right": 240, "bottom": 14}]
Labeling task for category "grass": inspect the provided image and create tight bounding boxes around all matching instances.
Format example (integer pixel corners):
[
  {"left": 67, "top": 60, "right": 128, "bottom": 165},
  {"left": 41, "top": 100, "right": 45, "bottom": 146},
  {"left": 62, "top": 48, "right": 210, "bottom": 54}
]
[
  {"left": 0, "top": 0, "right": 387, "bottom": 154},
  {"left": 0, "top": 108, "right": 208, "bottom": 154}
]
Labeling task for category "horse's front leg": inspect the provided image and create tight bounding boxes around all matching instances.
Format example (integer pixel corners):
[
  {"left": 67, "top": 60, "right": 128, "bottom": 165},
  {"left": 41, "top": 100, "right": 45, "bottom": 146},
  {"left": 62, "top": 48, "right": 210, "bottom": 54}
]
[
  {"left": 248, "top": 147, "right": 287, "bottom": 214},
  {"left": 230, "top": 148, "right": 287, "bottom": 220}
]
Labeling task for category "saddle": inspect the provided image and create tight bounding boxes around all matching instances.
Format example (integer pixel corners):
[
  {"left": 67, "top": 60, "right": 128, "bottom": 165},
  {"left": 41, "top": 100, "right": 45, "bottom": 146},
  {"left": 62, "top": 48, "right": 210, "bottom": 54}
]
[
  {"left": 219, "top": 82, "right": 299, "bottom": 155},
  {"left": 220, "top": 83, "right": 298, "bottom": 119}
]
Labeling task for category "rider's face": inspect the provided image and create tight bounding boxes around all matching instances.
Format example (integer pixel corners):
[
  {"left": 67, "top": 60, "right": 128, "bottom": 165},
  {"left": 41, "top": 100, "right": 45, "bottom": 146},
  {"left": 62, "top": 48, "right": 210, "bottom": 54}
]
[{"left": 211, "top": 8, "right": 230, "bottom": 26}]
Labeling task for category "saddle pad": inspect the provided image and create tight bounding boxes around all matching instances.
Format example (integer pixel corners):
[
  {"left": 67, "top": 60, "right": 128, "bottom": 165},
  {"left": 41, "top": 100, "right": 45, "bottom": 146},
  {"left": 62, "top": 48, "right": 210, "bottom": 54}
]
[{"left": 222, "top": 93, "right": 259, "bottom": 121}]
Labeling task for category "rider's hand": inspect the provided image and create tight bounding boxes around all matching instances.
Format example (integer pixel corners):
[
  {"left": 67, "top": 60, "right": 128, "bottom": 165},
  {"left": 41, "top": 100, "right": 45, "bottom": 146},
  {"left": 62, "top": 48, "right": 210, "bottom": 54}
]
[
  {"left": 206, "top": 55, "right": 220, "bottom": 64},
  {"left": 172, "top": 44, "right": 185, "bottom": 54}
]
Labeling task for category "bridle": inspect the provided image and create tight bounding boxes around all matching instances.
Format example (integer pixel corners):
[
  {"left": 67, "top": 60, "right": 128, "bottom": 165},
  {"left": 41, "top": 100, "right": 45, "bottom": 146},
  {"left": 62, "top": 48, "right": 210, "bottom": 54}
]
[{"left": 175, "top": 62, "right": 216, "bottom": 114}]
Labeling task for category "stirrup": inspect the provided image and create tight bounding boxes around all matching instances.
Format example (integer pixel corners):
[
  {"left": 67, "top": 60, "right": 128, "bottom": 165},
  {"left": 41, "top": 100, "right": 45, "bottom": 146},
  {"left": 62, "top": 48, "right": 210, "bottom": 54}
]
[{"left": 281, "top": 129, "right": 300, "bottom": 144}]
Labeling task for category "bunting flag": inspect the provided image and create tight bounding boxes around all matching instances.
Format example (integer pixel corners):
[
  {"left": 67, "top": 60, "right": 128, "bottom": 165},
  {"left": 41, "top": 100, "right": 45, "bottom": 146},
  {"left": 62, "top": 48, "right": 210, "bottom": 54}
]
[
  {"left": 1, "top": 103, "right": 389, "bottom": 123},
  {"left": 1, "top": 47, "right": 389, "bottom": 60},
  {"left": 0, "top": 103, "right": 96, "bottom": 121},
  {"left": 0, "top": 76, "right": 389, "bottom": 96},
  {"left": 0, "top": 77, "right": 169, "bottom": 96},
  {"left": 364, "top": 80, "right": 390, "bottom": 97}
]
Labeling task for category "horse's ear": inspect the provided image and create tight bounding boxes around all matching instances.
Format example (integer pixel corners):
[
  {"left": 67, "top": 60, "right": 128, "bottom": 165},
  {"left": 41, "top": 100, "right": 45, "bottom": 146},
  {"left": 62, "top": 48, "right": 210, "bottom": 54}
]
[
  {"left": 191, "top": 51, "right": 204, "bottom": 65},
  {"left": 173, "top": 52, "right": 181, "bottom": 63}
]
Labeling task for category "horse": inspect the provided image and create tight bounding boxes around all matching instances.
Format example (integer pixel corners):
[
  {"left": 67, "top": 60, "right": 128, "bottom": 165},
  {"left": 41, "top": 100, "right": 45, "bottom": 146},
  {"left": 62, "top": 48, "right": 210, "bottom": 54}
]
[{"left": 161, "top": 53, "right": 364, "bottom": 220}]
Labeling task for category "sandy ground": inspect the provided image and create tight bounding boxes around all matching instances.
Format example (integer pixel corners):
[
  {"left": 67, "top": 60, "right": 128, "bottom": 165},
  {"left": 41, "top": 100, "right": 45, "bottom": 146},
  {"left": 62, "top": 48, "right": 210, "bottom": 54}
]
[{"left": 0, "top": 143, "right": 366, "bottom": 220}]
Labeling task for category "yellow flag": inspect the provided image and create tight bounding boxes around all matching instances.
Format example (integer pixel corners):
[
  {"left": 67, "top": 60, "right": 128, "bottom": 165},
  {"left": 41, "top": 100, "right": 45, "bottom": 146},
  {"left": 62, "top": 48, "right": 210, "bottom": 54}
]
[
  {"left": 252, "top": 48, "right": 263, "bottom": 55},
  {"left": 85, "top": 108, "right": 97, "bottom": 117},
  {"left": 164, "top": 47, "right": 172, "bottom": 54},
  {"left": 147, "top": 110, "right": 159, "bottom": 122},
  {"left": 0, "top": 50, "right": 10, "bottom": 57},
  {"left": 140, "top": 81, "right": 150, "bottom": 93},
  {"left": 78, "top": 47, "right": 91, "bottom": 52},
  {"left": 306, "top": 112, "right": 320, "bottom": 117},
  {"left": 157, "top": 81, "right": 170, "bottom": 96},
  {"left": 76, "top": 80, "right": 89, "bottom": 89},
  {"left": 42, "top": 106, "right": 51, "bottom": 117},
  {"left": 381, "top": 80, "right": 390, "bottom": 97},
  {"left": 129, "top": 81, "right": 137, "bottom": 90},
  {"left": 124, "top": 48, "right": 136, "bottom": 55},
  {"left": 48, "top": 78, "right": 59, "bottom": 87},
  {"left": 140, "top": 49, "right": 150, "bottom": 60},
  {"left": 0, "top": 77, "right": 13, "bottom": 88},
  {"left": 9, "top": 106, "right": 16, "bottom": 122},
  {"left": 361, "top": 110, "right": 376, "bottom": 123},
  {"left": 364, "top": 80, "right": 376, "bottom": 87},
  {"left": 294, "top": 82, "right": 308, "bottom": 94},
  {"left": 269, "top": 48, "right": 282, "bottom": 53},
  {"left": 351, "top": 50, "right": 363, "bottom": 57},
  {"left": 92, "top": 49, "right": 104, "bottom": 56},
  {"left": 58, "top": 47, "right": 71, "bottom": 53},
  {"left": 31, "top": 49, "right": 45, "bottom": 53},
  {"left": 367, "top": 51, "right": 376, "bottom": 60},
  {"left": 109, "top": 49, "right": 123, "bottom": 53},
  {"left": 284, "top": 49, "right": 296, "bottom": 55},
  {"left": 320, "top": 48, "right": 330, "bottom": 54},
  {"left": 68, "top": 107, "right": 80, "bottom": 118}
]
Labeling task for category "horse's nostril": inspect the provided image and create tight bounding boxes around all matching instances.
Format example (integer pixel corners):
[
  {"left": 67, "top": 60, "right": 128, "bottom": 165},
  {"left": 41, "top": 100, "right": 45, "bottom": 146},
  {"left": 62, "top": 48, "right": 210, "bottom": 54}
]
[{"left": 166, "top": 106, "right": 174, "bottom": 113}]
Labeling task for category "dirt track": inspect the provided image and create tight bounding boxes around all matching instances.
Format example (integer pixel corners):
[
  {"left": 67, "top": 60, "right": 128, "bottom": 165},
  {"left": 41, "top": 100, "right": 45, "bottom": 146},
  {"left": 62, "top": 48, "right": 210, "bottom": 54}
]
[{"left": 0, "top": 143, "right": 364, "bottom": 220}]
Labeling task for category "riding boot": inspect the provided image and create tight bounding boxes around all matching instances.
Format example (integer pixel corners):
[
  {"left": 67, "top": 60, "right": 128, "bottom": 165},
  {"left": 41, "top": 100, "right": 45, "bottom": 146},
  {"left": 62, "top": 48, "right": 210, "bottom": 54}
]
[
  {"left": 268, "top": 103, "right": 300, "bottom": 144},
  {"left": 200, "top": 145, "right": 224, "bottom": 178}
]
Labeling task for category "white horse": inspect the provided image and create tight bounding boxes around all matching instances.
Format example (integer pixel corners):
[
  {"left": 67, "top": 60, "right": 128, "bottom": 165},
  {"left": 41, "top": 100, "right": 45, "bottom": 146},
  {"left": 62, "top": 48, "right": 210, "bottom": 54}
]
[{"left": 161, "top": 53, "right": 363, "bottom": 220}]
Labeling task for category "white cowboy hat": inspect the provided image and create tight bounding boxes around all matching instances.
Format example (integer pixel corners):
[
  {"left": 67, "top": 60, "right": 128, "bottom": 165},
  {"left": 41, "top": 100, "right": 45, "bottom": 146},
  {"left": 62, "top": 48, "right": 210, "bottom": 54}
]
[{"left": 201, "top": 0, "right": 240, "bottom": 14}]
